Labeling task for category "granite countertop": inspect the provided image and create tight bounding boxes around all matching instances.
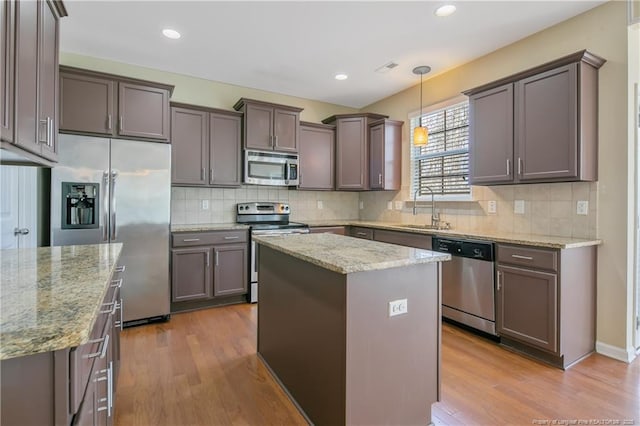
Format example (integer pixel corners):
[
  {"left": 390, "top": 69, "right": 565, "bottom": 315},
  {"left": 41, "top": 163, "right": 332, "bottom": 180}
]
[
  {"left": 253, "top": 233, "right": 450, "bottom": 274},
  {"left": 306, "top": 220, "right": 601, "bottom": 249},
  {"left": 171, "top": 223, "right": 250, "bottom": 232},
  {"left": 0, "top": 244, "right": 123, "bottom": 361}
]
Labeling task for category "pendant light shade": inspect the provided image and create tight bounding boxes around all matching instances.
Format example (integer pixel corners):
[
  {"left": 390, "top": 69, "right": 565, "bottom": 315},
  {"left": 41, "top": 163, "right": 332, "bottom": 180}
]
[{"left": 412, "top": 65, "right": 431, "bottom": 147}]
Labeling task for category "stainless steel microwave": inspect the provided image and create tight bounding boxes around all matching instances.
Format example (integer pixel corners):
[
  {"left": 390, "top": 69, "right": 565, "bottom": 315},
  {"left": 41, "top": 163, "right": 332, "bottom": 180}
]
[{"left": 244, "top": 149, "right": 299, "bottom": 186}]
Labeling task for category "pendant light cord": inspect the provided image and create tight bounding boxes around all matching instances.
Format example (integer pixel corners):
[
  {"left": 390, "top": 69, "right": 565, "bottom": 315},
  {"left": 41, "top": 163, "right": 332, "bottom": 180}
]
[{"left": 419, "top": 73, "right": 423, "bottom": 125}]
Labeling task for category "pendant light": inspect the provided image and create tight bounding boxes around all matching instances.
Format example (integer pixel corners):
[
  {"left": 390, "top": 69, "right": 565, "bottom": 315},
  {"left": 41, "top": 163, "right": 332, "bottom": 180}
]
[{"left": 412, "top": 65, "right": 431, "bottom": 146}]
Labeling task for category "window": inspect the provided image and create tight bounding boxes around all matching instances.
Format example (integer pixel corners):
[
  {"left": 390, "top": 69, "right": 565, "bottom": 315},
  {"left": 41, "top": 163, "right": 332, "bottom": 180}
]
[{"left": 410, "top": 100, "right": 470, "bottom": 199}]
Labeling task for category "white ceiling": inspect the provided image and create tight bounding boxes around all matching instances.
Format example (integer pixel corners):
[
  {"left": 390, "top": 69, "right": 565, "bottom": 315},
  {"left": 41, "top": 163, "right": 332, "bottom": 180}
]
[{"left": 60, "top": 0, "right": 606, "bottom": 108}]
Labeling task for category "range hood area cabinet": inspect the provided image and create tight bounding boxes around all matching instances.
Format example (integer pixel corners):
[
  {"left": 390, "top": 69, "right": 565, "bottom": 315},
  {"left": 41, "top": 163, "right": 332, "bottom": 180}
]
[
  {"left": 59, "top": 66, "right": 173, "bottom": 142},
  {"left": 1, "top": 0, "right": 67, "bottom": 166},
  {"left": 322, "top": 113, "right": 388, "bottom": 191},
  {"left": 465, "top": 50, "right": 605, "bottom": 186},
  {"left": 233, "top": 98, "right": 303, "bottom": 153},
  {"left": 170, "top": 102, "right": 242, "bottom": 187}
]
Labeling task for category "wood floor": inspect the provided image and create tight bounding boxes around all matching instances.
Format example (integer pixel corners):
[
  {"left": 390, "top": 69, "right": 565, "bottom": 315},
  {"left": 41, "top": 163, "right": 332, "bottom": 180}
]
[{"left": 115, "top": 304, "right": 639, "bottom": 426}]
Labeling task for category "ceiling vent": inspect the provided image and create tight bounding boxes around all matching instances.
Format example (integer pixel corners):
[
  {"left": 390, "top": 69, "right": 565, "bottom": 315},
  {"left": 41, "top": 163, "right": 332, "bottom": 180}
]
[{"left": 375, "top": 61, "right": 399, "bottom": 73}]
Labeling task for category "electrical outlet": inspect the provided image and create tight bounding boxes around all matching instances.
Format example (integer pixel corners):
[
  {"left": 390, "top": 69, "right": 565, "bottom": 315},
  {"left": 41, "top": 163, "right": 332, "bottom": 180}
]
[
  {"left": 488, "top": 200, "right": 497, "bottom": 214},
  {"left": 201, "top": 200, "right": 209, "bottom": 210},
  {"left": 394, "top": 201, "right": 403, "bottom": 210},
  {"left": 514, "top": 200, "right": 525, "bottom": 214},
  {"left": 388, "top": 299, "right": 408, "bottom": 317},
  {"left": 359, "top": 201, "right": 364, "bottom": 210},
  {"left": 576, "top": 200, "right": 589, "bottom": 215},
  {"left": 387, "top": 201, "right": 393, "bottom": 210},
  {"left": 317, "top": 200, "right": 323, "bottom": 210}
]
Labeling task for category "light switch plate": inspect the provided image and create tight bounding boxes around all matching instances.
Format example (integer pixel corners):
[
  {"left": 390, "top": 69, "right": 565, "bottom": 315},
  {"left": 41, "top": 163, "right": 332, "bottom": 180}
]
[
  {"left": 317, "top": 200, "right": 323, "bottom": 210},
  {"left": 577, "top": 200, "right": 589, "bottom": 215},
  {"left": 201, "top": 200, "right": 209, "bottom": 210},
  {"left": 388, "top": 299, "right": 408, "bottom": 317},
  {"left": 488, "top": 200, "right": 497, "bottom": 214},
  {"left": 514, "top": 200, "right": 525, "bottom": 214},
  {"left": 387, "top": 201, "right": 393, "bottom": 210},
  {"left": 394, "top": 201, "right": 403, "bottom": 210}
]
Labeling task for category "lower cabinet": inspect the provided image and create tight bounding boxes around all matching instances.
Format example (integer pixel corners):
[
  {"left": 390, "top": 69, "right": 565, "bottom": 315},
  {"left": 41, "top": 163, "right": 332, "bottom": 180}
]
[
  {"left": 309, "top": 226, "right": 346, "bottom": 235},
  {"left": 349, "top": 226, "right": 374, "bottom": 240},
  {"left": 171, "top": 230, "right": 248, "bottom": 311},
  {"left": 373, "top": 229, "right": 432, "bottom": 250}
]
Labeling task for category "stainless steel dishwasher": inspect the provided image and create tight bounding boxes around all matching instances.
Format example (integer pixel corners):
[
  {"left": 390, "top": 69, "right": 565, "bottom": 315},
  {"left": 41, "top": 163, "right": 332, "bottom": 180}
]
[{"left": 431, "top": 236, "right": 497, "bottom": 336}]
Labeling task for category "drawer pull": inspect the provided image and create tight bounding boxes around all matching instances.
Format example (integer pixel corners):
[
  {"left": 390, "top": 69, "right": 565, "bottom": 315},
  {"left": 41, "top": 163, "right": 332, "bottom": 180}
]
[
  {"left": 356, "top": 232, "right": 367, "bottom": 236},
  {"left": 110, "top": 278, "right": 123, "bottom": 288},
  {"left": 183, "top": 238, "right": 201, "bottom": 242},
  {"left": 115, "top": 265, "right": 126, "bottom": 273},
  {"left": 85, "top": 334, "right": 110, "bottom": 359},
  {"left": 100, "top": 302, "right": 117, "bottom": 315},
  {"left": 223, "top": 236, "right": 239, "bottom": 240},
  {"left": 511, "top": 254, "right": 534, "bottom": 260}
]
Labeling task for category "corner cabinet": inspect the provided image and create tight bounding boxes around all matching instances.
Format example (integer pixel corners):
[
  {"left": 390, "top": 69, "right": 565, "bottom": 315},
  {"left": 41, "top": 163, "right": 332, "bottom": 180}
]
[
  {"left": 368, "top": 119, "right": 403, "bottom": 191},
  {"left": 1, "top": 0, "right": 67, "bottom": 166},
  {"left": 322, "top": 113, "right": 388, "bottom": 191},
  {"left": 233, "top": 98, "right": 303, "bottom": 153},
  {"left": 496, "top": 243, "right": 597, "bottom": 369},
  {"left": 170, "top": 229, "right": 248, "bottom": 312},
  {"left": 298, "top": 121, "right": 335, "bottom": 190},
  {"left": 171, "top": 103, "right": 242, "bottom": 187},
  {"left": 466, "top": 50, "right": 605, "bottom": 185},
  {"left": 59, "top": 66, "right": 173, "bottom": 142}
]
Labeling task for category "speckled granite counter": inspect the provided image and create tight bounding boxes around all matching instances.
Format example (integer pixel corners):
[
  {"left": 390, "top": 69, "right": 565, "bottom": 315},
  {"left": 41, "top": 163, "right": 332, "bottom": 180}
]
[
  {"left": 0, "top": 244, "right": 122, "bottom": 360},
  {"left": 253, "top": 233, "right": 450, "bottom": 274},
  {"left": 171, "top": 223, "right": 250, "bottom": 232},
  {"left": 306, "top": 220, "right": 601, "bottom": 249}
]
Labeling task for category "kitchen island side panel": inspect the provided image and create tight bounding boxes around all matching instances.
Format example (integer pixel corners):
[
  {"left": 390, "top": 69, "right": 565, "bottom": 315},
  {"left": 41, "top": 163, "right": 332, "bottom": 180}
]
[
  {"left": 345, "top": 263, "right": 440, "bottom": 426},
  {"left": 257, "top": 245, "right": 347, "bottom": 425}
]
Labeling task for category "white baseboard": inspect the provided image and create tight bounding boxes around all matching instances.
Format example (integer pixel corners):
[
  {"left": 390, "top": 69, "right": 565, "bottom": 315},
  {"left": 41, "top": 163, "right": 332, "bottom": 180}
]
[{"left": 595, "top": 341, "right": 637, "bottom": 363}]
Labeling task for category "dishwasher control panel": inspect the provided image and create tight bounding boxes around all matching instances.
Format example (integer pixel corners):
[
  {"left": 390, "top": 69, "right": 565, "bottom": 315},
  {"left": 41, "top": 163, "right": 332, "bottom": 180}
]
[{"left": 432, "top": 237, "right": 494, "bottom": 261}]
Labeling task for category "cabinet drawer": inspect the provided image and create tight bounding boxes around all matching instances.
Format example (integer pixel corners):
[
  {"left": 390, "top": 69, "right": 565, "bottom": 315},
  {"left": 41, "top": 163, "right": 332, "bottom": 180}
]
[
  {"left": 172, "top": 230, "right": 248, "bottom": 247},
  {"left": 497, "top": 244, "right": 558, "bottom": 271},
  {"left": 374, "top": 229, "right": 431, "bottom": 250},
  {"left": 309, "top": 226, "right": 346, "bottom": 235},
  {"left": 349, "top": 226, "right": 373, "bottom": 240}
]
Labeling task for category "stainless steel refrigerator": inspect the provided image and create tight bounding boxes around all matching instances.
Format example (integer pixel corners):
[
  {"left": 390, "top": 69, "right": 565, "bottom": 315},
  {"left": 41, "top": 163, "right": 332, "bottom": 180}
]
[{"left": 51, "top": 134, "right": 171, "bottom": 324}]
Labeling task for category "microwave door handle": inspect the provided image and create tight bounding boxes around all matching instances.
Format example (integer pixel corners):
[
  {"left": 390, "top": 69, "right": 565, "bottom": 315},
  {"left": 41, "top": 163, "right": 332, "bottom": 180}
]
[{"left": 284, "top": 162, "right": 290, "bottom": 182}]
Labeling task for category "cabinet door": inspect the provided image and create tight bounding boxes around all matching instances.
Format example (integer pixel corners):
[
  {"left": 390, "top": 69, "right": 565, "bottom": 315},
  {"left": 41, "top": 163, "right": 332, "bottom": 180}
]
[
  {"left": 171, "top": 247, "right": 212, "bottom": 302},
  {"left": 210, "top": 112, "right": 242, "bottom": 187},
  {"left": 37, "top": 0, "right": 59, "bottom": 161},
  {"left": 496, "top": 264, "right": 558, "bottom": 353},
  {"left": 73, "top": 371, "right": 97, "bottom": 426},
  {"left": 369, "top": 122, "right": 384, "bottom": 189},
  {"left": 336, "top": 117, "right": 367, "bottom": 190},
  {"left": 118, "top": 82, "right": 170, "bottom": 141},
  {"left": 516, "top": 64, "right": 577, "bottom": 181},
  {"left": 299, "top": 124, "right": 334, "bottom": 190},
  {"left": 273, "top": 108, "right": 299, "bottom": 152},
  {"left": 171, "top": 106, "right": 208, "bottom": 185},
  {"left": 60, "top": 72, "right": 115, "bottom": 135},
  {"left": 0, "top": 0, "right": 14, "bottom": 143},
  {"left": 14, "top": 0, "right": 39, "bottom": 154},
  {"left": 244, "top": 103, "right": 273, "bottom": 150},
  {"left": 469, "top": 84, "right": 514, "bottom": 185},
  {"left": 213, "top": 244, "right": 247, "bottom": 297}
]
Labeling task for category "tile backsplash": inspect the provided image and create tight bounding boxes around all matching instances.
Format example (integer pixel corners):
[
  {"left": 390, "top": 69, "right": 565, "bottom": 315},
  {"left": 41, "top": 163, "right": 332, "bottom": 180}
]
[{"left": 172, "top": 182, "right": 597, "bottom": 239}]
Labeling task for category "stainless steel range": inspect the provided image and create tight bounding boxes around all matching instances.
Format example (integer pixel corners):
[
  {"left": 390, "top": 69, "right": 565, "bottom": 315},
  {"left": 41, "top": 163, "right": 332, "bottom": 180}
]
[{"left": 236, "top": 202, "right": 309, "bottom": 303}]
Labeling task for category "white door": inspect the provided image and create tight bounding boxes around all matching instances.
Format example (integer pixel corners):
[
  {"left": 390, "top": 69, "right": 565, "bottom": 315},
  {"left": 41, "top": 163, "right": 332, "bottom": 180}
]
[{"left": 0, "top": 166, "right": 38, "bottom": 249}]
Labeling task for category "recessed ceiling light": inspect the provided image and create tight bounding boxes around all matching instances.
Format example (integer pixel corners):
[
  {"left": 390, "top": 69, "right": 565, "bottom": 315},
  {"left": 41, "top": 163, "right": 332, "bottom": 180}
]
[
  {"left": 434, "top": 4, "right": 456, "bottom": 17},
  {"left": 334, "top": 73, "right": 348, "bottom": 81},
  {"left": 162, "top": 28, "right": 181, "bottom": 39}
]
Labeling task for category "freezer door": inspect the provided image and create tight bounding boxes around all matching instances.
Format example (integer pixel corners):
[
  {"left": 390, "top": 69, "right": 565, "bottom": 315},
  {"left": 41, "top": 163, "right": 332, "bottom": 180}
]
[
  {"left": 110, "top": 139, "right": 171, "bottom": 322},
  {"left": 51, "top": 134, "right": 110, "bottom": 246}
]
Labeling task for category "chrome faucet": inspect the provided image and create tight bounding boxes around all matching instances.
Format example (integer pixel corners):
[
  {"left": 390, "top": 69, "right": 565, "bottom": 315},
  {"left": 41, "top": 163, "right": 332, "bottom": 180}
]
[{"left": 413, "top": 186, "right": 442, "bottom": 228}]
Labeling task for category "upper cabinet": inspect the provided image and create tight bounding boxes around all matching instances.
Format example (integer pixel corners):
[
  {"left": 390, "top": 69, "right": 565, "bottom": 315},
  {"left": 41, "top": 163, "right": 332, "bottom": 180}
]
[
  {"left": 465, "top": 50, "right": 605, "bottom": 186},
  {"left": 322, "top": 113, "right": 387, "bottom": 191},
  {"left": 1, "top": 0, "right": 67, "bottom": 166},
  {"left": 298, "top": 122, "right": 335, "bottom": 190},
  {"left": 233, "top": 98, "right": 302, "bottom": 153},
  {"left": 368, "top": 119, "right": 403, "bottom": 191},
  {"left": 171, "top": 102, "right": 242, "bottom": 187},
  {"left": 59, "top": 66, "right": 173, "bottom": 142}
]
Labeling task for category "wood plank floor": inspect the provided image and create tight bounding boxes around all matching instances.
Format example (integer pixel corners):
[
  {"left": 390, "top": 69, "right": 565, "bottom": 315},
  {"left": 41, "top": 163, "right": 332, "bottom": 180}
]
[{"left": 115, "top": 304, "right": 639, "bottom": 426}]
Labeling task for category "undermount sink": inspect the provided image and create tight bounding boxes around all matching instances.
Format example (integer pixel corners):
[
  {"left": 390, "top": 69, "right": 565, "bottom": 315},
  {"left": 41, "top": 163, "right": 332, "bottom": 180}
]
[{"left": 401, "top": 224, "right": 451, "bottom": 231}]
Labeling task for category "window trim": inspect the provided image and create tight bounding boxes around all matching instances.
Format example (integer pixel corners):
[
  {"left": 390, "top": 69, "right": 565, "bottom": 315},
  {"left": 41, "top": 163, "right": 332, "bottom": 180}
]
[{"left": 409, "top": 95, "right": 472, "bottom": 202}]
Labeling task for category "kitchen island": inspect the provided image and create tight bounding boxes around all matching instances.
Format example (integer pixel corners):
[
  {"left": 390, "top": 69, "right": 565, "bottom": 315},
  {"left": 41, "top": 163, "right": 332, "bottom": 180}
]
[{"left": 254, "top": 233, "right": 450, "bottom": 426}]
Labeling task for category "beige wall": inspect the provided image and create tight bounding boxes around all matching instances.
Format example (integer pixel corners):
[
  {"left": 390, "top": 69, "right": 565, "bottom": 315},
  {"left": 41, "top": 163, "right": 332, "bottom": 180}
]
[{"left": 363, "top": 1, "right": 632, "bottom": 355}]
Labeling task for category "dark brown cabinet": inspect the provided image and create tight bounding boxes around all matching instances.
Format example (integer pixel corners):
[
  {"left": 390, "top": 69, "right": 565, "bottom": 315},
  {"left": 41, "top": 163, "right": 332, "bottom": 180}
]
[
  {"left": 496, "top": 243, "right": 596, "bottom": 369},
  {"left": 349, "top": 226, "right": 374, "bottom": 240},
  {"left": 322, "top": 113, "right": 387, "bottom": 191},
  {"left": 37, "top": 0, "right": 60, "bottom": 161},
  {"left": 368, "top": 119, "right": 402, "bottom": 191},
  {"left": 171, "top": 230, "right": 249, "bottom": 312},
  {"left": 373, "top": 229, "right": 431, "bottom": 250},
  {"left": 309, "top": 226, "right": 346, "bottom": 235},
  {"left": 298, "top": 122, "right": 335, "bottom": 190},
  {"left": 170, "top": 103, "right": 242, "bottom": 187},
  {"left": 465, "top": 51, "right": 605, "bottom": 185},
  {"left": 0, "top": 0, "right": 15, "bottom": 144},
  {"left": 234, "top": 98, "right": 302, "bottom": 153},
  {"left": 59, "top": 66, "right": 173, "bottom": 142}
]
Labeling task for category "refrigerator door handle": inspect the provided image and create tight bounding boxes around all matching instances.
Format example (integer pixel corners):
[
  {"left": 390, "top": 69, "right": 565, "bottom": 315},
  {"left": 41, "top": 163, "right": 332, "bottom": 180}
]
[
  {"left": 102, "top": 171, "right": 110, "bottom": 241},
  {"left": 110, "top": 170, "right": 119, "bottom": 240}
]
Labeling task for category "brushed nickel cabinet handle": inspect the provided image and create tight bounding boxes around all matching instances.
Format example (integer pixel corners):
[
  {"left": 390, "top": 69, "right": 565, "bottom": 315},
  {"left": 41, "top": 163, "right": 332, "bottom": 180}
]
[
  {"left": 47, "top": 117, "right": 53, "bottom": 147},
  {"left": 518, "top": 157, "right": 523, "bottom": 175},
  {"left": 110, "top": 278, "right": 123, "bottom": 288},
  {"left": 85, "top": 334, "right": 110, "bottom": 359},
  {"left": 497, "top": 271, "right": 502, "bottom": 291},
  {"left": 378, "top": 173, "right": 382, "bottom": 185},
  {"left": 182, "top": 238, "right": 200, "bottom": 242},
  {"left": 511, "top": 254, "right": 533, "bottom": 260},
  {"left": 206, "top": 251, "right": 210, "bottom": 267},
  {"left": 215, "top": 251, "right": 219, "bottom": 267},
  {"left": 210, "top": 168, "right": 214, "bottom": 182},
  {"left": 223, "top": 236, "right": 239, "bottom": 240},
  {"left": 506, "top": 159, "right": 510, "bottom": 176},
  {"left": 107, "top": 114, "right": 112, "bottom": 130},
  {"left": 274, "top": 135, "right": 278, "bottom": 147},
  {"left": 356, "top": 232, "right": 367, "bottom": 236},
  {"left": 115, "top": 265, "right": 125, "bottom": 273},
  {"left": 119, "top": 116, "right": 123, "bottom": 133}
]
